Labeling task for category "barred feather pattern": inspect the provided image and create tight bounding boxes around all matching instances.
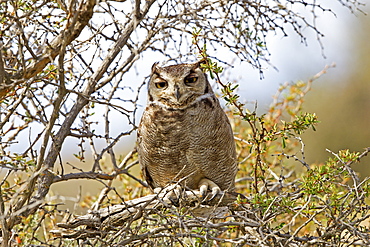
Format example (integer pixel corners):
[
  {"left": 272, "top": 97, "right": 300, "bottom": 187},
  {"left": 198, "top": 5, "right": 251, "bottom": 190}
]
[{"left": 137, "top": 61, "right": 238, "bottom": 192}]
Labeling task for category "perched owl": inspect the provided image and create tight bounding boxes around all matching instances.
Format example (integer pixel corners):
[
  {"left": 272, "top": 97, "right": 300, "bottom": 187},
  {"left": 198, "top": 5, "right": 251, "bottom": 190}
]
[{"left": 137, "top": 61, "right": 238, "bottom": 199}]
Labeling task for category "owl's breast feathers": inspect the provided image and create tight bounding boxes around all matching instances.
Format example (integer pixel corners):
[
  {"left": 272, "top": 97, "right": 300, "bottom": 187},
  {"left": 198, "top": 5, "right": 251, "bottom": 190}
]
[{"left": 138, "top": 94, "right": 237, "bottom": 191}]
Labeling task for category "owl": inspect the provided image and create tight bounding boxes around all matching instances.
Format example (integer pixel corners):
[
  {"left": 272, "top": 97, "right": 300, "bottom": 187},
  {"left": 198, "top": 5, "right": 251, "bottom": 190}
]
[{"left": 137, "top": 60, "right": 238, "bottom": 200}]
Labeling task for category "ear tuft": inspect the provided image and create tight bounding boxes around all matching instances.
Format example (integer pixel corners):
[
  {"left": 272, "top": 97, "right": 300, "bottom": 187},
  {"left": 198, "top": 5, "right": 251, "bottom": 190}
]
[
  {"left": 151, "top": 62, "right": 160, "bottom": 73},
  {"left": 192, "top": 58, "right": 207, "bottom": 71}
]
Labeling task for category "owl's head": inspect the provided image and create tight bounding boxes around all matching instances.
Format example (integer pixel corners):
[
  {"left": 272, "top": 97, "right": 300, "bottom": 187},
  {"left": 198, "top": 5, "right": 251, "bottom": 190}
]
[{"left": 148, "top": 60, "right": 213, "bottom": 108}]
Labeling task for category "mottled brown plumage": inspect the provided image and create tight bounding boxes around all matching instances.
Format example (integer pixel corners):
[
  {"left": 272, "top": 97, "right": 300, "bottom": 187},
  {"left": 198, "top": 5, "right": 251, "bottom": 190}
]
[{"left": 137, "top": 61, "right": 237, "bottom": 195}]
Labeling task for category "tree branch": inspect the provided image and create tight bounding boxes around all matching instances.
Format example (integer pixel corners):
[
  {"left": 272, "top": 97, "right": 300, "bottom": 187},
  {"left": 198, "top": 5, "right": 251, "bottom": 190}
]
[
  {"left": 29, "top": 0, "right": 156, "bottom": 214},
  {"left": 52, "top": 191, "right": 245, "bottom": 238},
  {"left": 0, "top": 0, "right": 96, "bottom": 99}
]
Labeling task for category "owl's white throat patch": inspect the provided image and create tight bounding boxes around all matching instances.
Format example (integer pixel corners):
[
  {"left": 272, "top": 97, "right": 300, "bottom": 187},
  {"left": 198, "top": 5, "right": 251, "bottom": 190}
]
[{"left": 150, "top": 93, "right": 214, "bottom": 110}]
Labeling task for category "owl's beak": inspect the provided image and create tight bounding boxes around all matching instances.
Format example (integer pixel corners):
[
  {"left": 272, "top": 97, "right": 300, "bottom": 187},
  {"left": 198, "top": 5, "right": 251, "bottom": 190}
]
[{"left": 174, "top": 85, "right": 181, "bottom": 101}]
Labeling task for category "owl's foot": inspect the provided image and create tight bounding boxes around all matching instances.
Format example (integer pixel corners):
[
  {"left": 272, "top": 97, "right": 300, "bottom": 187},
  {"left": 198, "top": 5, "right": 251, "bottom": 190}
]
[
  {"left": 198, "top": 178, "right": 221, "bottom": 202},
  {"left": 154, "top": 184, "right": 182, "bottom": 206}
]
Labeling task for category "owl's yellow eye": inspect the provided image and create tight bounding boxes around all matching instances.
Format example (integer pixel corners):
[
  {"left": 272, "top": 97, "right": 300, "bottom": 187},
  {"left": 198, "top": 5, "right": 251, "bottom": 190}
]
[
  {"left": 155, "top": 81, "right": 168, "bottom": 89},
  {"left": 184, "top": 76, "right": 198, "bottom": 85}
]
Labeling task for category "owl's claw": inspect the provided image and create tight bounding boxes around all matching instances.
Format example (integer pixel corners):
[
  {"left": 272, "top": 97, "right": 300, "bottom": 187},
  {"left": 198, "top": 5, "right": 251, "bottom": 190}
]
[
  {"left": 155, "top": 179, "right": 222, "bottom": 205},
  {"left": 154, "top": 184, "right": 182, "bottom": 206},
  {"left": 198, "top": 178, "right": 221, "bottom": 202}
]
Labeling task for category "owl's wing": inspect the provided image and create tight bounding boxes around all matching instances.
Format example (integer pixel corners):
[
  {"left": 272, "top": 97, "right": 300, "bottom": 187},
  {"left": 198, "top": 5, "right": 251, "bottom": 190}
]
[
  {"left": 137, "top": 123, "right": 156, "bottom": 191},
  {"left": 142, "top": 163, "right": 155, "bottom": 190}
]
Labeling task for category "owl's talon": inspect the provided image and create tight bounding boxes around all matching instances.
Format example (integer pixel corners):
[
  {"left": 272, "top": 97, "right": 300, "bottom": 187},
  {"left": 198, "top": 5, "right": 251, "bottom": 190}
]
[
  {"left": 168, "top": 196, "right": 180, "bottom": 207},
  {"left": 199, "top": 184, "right": 208, "bottom": 198},
  {"left": 155, "top": 184, "right": 182, "bottom": 206},
  {"left": 198, "top": 178, "right": 221, "bottom": 202},
  {"left": 207, "top": 187, "right": 221, "bottom": 202}
]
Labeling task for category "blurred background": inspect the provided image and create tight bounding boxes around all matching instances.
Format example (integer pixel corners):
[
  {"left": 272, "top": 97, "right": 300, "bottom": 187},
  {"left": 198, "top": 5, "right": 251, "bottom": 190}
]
[
  {"left": 231, "top": 3, "right": 370, "bottom": 178},
  {"left": 301, "top": 8, "right": 370, "bottom": 178}
]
